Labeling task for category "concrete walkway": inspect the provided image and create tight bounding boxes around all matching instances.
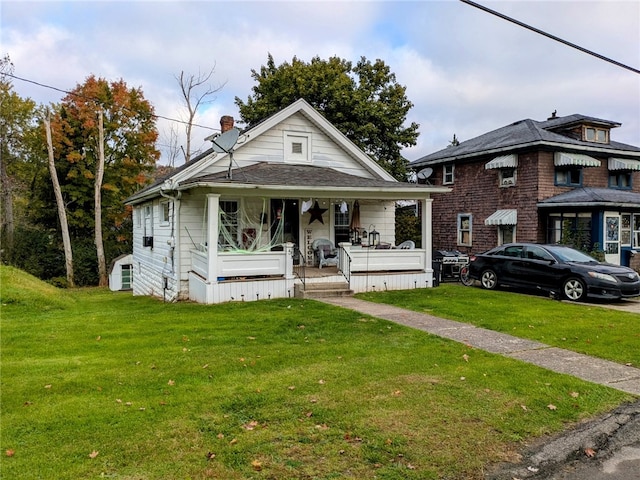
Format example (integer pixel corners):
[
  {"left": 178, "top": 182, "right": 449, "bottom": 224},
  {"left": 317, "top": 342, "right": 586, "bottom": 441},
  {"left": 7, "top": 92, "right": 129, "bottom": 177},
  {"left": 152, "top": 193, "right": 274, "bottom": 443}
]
[{"left": 319, "top": 297, "right": 640, "bottom": 396}]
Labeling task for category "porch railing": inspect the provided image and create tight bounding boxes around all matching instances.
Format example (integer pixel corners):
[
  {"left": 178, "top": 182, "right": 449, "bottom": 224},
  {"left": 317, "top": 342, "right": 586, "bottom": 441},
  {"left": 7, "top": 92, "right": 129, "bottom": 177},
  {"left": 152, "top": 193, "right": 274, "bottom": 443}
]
[
  {"left": 292, "top": 244, "right": 306, "bottom": 289},
  {"left": 338, "top": 244, "right": 352, "bottom": 288}
]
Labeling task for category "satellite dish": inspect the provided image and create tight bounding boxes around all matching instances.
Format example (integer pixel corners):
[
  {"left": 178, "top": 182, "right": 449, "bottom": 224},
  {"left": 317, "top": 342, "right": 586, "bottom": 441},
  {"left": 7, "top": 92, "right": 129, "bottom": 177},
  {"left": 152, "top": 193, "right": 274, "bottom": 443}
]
[
  {"left": 210, "top": 128, "right": 240, "bottom": 153},
  {"left": 416, "top": 167, "right": 433, "bottom": 180}
]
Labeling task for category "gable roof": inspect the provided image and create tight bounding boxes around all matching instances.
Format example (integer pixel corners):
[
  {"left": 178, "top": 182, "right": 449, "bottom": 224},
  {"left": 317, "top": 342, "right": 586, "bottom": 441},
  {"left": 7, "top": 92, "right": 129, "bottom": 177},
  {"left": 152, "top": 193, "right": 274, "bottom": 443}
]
[
  {"left": 412, "top": 114, "right": 640, "bottom": 168},
  {"left": 179, "top": 162, "right": 444, "bottom": 200},
  {"left": 127, "top": 99, "right": 445, "bottom": 204}
]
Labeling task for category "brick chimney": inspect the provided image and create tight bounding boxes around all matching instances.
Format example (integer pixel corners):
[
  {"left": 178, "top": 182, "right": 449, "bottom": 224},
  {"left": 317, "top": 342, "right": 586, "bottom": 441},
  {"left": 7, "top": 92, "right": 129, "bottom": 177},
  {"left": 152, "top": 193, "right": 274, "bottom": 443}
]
[{"left": 220, "top": 115, "right": 234, "bottom": 133}]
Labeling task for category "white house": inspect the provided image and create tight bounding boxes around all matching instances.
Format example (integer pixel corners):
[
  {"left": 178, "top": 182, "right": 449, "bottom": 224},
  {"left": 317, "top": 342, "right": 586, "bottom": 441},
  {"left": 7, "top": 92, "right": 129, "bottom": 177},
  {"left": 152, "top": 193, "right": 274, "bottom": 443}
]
[{"left": 125, "top": 99, "right": 449, "bottom": 304}]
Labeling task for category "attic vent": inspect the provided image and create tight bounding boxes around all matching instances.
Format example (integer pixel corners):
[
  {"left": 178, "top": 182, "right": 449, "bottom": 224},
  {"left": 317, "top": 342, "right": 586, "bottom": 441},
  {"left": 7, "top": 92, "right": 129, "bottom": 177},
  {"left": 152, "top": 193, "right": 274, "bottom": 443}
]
[{"left": 291, "top": 142, "right": 303, "bottom": 154}]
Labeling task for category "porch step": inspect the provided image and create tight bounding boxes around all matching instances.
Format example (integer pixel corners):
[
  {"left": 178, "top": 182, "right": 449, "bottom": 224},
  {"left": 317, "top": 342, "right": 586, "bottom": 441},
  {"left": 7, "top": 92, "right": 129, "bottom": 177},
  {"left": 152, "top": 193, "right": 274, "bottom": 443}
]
[{"left": 295, "top": 282, "right": 354, "bottom": 299}]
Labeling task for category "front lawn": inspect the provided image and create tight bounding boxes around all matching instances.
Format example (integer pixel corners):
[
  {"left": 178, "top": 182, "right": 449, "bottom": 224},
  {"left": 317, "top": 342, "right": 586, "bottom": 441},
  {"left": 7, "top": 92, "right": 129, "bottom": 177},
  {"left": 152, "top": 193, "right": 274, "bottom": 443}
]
[
  {"left": 0, "top": 267, "right": 634, "bottom": 479},
  {"left": 358, "top": 284, "right": 640, "bottom": 367}
]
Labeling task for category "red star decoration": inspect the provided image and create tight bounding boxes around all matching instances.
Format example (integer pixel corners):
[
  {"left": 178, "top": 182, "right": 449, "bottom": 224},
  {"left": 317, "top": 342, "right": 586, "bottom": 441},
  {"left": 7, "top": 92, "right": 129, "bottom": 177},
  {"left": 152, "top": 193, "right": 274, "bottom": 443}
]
[{"left": 307, "top": 201, "right": 328, "bottom": 224}]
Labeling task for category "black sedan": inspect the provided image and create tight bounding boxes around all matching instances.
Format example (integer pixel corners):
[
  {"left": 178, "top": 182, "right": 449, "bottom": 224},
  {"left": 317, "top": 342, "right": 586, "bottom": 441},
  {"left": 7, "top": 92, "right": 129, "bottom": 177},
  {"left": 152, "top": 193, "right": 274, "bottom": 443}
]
[{"left": 467, "top": 243, "right": 640, "bottom": 301}]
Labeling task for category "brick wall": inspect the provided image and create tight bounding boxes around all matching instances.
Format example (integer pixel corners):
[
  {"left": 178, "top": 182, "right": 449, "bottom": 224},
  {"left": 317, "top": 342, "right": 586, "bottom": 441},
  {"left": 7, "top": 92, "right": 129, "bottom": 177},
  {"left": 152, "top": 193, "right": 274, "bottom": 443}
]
[{"left": 429, "top": 150, "right": 640, "bottom": 255}]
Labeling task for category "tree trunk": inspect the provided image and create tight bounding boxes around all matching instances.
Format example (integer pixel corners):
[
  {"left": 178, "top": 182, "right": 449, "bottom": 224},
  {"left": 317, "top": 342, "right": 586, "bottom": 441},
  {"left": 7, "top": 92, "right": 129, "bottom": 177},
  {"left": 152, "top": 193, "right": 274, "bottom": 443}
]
[
  {"left": 95, "top": 109, "right": 107, "bottom": 287},
  {"left": 0, "top": 139, "right": 15, "bottom": 261},
  {"left": 44, "top": 113, "right": 74, "bottom": 287}
]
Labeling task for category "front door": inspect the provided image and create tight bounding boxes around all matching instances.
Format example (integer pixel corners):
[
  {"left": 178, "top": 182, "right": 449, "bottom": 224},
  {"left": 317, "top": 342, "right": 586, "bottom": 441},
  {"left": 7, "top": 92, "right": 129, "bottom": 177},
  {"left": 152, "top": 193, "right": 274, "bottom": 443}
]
[
  {"left": 604, "top": 212, "right": 621, "bottom": 264},
  {"left": 270, "top": 199, "right": 300, "bottom": 248}
]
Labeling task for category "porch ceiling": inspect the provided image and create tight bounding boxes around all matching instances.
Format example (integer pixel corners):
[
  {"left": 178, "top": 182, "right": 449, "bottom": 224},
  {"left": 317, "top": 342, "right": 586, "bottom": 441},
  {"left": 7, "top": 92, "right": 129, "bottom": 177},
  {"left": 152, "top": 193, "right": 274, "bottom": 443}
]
[{"left": 180, "top": 162, "right": 450, "bottom": 199}]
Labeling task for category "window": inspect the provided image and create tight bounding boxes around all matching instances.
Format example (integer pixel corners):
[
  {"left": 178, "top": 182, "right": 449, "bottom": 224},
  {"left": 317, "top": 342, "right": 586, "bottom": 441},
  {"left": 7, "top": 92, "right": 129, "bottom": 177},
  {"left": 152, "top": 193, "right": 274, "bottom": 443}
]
[
  {"left": 583, "top": 126, "right": 609, "bottom": 144},
  {"left": 443, "top": 164, "right": 455, "bottom": 185},
  {"left": 219, "top": 200, "right": 239, "bottom": 249},
  {"left": 334, "top": 203, "right": 350, "bottom": 246},
  {"left": 609, "top": 172, "right": 632, "bottom": 189},
  {"left": 634, "top": 215, "right": 640, "bottom": 248},
  {"left": 526, "top": 245, "right": 554, "bottom": 261},
  {"left": 121, "top": 264, "right": 132, "bottom": 289},
  {"left": 143, "top": 204, "right": 153, "bottom": 247},
  {"left": 161, "top": 201, "right": 171, "bottom": 224},
  {"left": 546, "top": 213, "right": 592, "bottom": 250},
  {"left": 457, "top": 213, "right": 472, "bottom": 246},
  {"left": 498, "top": 225, "right": 515, "bottom": 245},
  {"left": 284, "top": 132, "right": 310, "bottom": 162},
  {"left": 499, "top": 168, "right": 516, "bottom": 187},
  {"left": 621, "top": 214, "right": 631, "bottom": 246},
  {"left": 555, "top": 168, "right": 582, "bottom": 186}
]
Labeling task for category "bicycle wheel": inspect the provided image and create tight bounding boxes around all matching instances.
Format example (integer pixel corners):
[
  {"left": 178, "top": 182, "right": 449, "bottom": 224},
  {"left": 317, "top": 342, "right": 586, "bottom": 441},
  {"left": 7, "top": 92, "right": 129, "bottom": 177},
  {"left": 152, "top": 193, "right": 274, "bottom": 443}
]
[{"left": 459, "top": 265, "right": 473, "bottom": 286}]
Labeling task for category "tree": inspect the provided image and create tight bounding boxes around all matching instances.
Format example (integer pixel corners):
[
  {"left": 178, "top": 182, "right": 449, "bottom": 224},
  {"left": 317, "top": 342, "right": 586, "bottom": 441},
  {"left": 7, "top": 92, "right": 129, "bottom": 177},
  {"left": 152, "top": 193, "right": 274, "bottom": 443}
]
[
  {"left": 43, "top": 110, "right": 74, "bottom": 286},
  {"left": 41, "top": 75, "right": 160, "bottom": 283},
  {"left": 235, "top": 54, "right": 419, "bottom": 180},
  {"left": 0, "top": 55, "right": 38, "bottom": 262},
  {"left": 175, "top": 68, "right": 225, "bottom": 163}
]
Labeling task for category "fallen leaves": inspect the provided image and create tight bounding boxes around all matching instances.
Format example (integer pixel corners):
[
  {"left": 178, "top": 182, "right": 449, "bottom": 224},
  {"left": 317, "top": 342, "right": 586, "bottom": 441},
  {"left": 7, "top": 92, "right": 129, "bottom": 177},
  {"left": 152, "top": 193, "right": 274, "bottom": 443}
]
[
  {"left": 242, "top": 420, "right": 259, "bottom": 431},
  {"left": 89, "top": 450, "right": 99, "bottom": 459},
  {"left": 6, "top": 449, "right": 15, "bottom": 457},
  {"left": 547, "top": 404, "right": 557, "bottom": 411},
  {"left": 585, "top": 447, "right": 597, "bottom": 458}
]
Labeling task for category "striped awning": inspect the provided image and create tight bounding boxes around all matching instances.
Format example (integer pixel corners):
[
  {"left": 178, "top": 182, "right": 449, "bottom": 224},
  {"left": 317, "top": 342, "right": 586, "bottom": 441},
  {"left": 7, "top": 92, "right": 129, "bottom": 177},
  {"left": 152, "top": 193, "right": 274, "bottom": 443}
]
[
  {"left": 608, "top": 157, "right": 640, "bottom": 171},
  {"left": 485, "top": 154, "right": 518, "bottom": 170},
  {"left": 485, "top": 209, "right": 517, "bottom": 226},
  {"left": 554, "top": 152, "right": 601, "bottom": 167}
]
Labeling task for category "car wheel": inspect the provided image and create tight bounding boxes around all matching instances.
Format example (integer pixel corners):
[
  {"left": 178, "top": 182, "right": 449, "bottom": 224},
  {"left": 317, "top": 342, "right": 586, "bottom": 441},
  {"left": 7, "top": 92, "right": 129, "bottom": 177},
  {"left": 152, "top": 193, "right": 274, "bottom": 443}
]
[
  {"left": 563, "top": 277, "right": 586, "bottom": 301},
  {"left": 480, "top": 269, "right": 498, "bottom": 290}
]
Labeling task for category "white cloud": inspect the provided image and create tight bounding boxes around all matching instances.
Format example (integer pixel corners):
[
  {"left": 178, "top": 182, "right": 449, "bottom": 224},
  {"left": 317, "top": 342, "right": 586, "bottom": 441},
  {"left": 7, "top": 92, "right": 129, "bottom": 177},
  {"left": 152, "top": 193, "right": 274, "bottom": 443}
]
[{"left": 2, "top": 0, "right": 638, "bottom": 164}]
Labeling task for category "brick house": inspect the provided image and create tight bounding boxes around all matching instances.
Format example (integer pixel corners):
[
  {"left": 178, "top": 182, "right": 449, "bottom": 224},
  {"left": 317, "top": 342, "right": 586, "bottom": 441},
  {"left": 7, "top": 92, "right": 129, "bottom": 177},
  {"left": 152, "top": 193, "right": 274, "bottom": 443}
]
[{"left": 411, "top": 113, "right": 640, "bottom": 269}]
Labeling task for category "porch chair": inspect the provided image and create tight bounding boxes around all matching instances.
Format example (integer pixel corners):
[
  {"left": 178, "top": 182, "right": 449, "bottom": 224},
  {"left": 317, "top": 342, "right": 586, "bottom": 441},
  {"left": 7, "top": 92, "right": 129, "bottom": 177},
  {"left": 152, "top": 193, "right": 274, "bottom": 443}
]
[
  {"left": 397, "top": 240, "right": 415, "bottom": 249},
  {"left": 312, "top": 238, "right": 339, "bottom": 269}
]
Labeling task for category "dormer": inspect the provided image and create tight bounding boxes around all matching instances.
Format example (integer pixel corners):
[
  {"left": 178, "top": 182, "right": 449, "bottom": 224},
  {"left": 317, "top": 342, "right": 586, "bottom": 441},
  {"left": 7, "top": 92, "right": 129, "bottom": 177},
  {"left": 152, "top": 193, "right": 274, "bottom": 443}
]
[{"left": 541, "top": 113, "right": 620, "bottom": 145}]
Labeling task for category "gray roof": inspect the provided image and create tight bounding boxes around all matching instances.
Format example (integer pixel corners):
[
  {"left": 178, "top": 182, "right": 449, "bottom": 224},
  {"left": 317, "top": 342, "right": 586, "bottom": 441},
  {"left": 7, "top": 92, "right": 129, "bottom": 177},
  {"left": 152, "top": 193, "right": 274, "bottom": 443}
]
[
  {"left": 538, "top": 187, "right": 640, "bottom": 208},
  {"left": 412, "top": 114, "right": 640, "bottom": 167},
  {"left": 186, "top": 162, "right": 424, "bottom": 190}
]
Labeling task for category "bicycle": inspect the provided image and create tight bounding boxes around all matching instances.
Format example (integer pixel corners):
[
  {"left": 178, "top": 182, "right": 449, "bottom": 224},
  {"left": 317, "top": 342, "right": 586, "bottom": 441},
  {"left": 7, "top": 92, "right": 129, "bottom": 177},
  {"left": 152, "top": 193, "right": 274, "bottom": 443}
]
[{"left": 459, "top": 262, "right": 474, "bottom": 286}]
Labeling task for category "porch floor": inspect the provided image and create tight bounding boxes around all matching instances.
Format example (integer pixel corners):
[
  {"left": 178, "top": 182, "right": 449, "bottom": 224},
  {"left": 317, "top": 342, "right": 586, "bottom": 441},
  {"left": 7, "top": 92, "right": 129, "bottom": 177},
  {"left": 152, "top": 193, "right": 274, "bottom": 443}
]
[{"left": 300, "top": 265, "right": 340, "bottom": 278}]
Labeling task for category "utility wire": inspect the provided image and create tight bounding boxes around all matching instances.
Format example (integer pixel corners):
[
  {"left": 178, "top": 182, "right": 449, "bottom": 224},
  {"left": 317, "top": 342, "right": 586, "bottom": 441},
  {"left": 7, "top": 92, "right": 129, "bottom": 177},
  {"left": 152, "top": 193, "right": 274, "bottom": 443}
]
[
  {"left": 460, "top": 0, "right": 640, "bottom": 75},
  {"left": 4, "top": 72, "right": 220, "bottom": 132}
]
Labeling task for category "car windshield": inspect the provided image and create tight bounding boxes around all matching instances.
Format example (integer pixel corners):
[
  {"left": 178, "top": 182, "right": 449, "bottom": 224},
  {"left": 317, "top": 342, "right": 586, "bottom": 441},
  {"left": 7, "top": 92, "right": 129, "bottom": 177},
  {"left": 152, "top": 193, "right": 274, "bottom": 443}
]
[{"left": 546, "top": 246, "right": 597, "bottom": 263}]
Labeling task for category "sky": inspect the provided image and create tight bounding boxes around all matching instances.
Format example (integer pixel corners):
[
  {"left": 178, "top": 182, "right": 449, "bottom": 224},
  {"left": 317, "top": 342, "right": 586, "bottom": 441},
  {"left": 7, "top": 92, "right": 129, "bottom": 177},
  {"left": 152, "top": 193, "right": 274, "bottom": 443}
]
[{"left": 2, "top": 0, "right": 639, "bottom": 166}]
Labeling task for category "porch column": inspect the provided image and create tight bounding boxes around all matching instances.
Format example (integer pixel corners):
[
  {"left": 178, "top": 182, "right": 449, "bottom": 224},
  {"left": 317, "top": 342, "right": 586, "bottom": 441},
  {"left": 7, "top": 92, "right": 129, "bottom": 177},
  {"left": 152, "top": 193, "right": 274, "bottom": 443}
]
[
  {"left": 207, "top": 194, "right": 220, "bottom": 283},
  {"left": 422, "top": 197, "right": 433, "bottom": 274},
  {"left": 284, "top": 242, "right": 295, "bottom": 280}
]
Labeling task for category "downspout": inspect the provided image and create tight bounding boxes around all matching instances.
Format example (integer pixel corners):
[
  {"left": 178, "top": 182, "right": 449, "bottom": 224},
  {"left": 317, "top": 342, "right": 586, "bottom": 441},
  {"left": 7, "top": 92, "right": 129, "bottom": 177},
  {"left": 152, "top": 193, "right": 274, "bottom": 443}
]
[{"left": 160, "top": 180, "right": 182, "bottom": 301}]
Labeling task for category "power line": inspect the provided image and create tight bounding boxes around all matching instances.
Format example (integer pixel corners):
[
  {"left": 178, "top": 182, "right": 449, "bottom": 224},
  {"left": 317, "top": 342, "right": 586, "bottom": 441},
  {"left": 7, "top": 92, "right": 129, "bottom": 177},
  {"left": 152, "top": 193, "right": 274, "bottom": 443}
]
[
  {"left": 4, "top": 72, "right": 221, "bottom": 132},
  {"left": 460, "top": 0, "right": 640, "bottom": 75}
]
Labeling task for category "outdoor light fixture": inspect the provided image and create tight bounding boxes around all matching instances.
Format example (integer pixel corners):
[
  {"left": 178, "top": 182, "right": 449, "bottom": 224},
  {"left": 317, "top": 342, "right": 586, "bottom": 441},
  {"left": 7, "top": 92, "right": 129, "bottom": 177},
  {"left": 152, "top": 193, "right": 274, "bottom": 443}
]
[{"left": 369, "top": 227, "right": 380, "bottom": 247}]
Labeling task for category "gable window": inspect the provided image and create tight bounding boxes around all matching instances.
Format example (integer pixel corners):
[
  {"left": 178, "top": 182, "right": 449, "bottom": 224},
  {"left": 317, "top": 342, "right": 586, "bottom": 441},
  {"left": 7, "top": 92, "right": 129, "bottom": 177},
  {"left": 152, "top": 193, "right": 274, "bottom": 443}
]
[
  {"left": 443, "top": 164, "right": 455, "bottom": 185},
  {"left": 555, "top": 167, "right": 582, "bottom": 186},
  {"left": 284, "top": 132, "right": 310, "bottom": 163},
  {"left": 457, "top": 213, "right": 472, "bottom": 246},
  {"left": 583, "top": 126, "right": 609, "bottom": 144}
]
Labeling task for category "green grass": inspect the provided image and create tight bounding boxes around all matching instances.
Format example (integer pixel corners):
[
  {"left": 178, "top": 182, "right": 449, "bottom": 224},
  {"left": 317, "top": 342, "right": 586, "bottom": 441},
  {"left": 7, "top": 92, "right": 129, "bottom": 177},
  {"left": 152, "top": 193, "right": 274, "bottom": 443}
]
[
  {"left": 358, "top": 284, "right": 640, "bottom": 367},
  {"left": 0, "top": 267, "right": 635, "bottom": 479}
]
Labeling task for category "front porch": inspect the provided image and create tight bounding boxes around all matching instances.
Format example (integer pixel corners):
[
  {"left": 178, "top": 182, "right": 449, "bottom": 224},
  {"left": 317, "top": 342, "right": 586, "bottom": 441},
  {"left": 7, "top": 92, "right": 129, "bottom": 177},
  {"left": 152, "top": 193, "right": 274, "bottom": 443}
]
[{"left": 188, "top": 241, "right": 435, "bottom": 304}]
